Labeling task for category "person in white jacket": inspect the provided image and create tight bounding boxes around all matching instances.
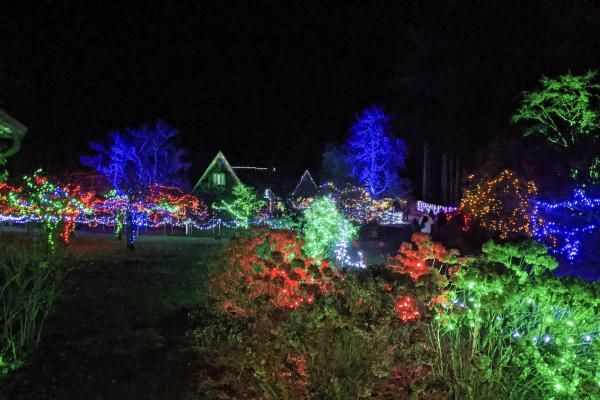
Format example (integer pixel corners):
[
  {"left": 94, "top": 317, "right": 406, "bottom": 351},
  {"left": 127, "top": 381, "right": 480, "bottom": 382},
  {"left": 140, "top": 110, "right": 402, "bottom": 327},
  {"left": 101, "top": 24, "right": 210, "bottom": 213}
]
[{"left": 420, "top": 215, "right": 433, "bottom": 234}]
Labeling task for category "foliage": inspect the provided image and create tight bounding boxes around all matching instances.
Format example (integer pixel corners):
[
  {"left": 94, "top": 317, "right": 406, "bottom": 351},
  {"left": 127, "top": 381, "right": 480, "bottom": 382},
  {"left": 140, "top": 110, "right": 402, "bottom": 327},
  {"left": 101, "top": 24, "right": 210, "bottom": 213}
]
[
  {"left": 0, "top": 155, "right": 6, "bottom": 185},
  {"left": 320, "top": 182, "right": 384, "bottom": 225},
  {"left": 198, "top": 232, "right": 466, "bottom": 399},
  {"left": 209, "top": 227, "right": 340, "bottom": 316},
  {"left": 80, "top": 120, "right": 189, "bottom": 247},
  {"left": 460, "top": 170, "right": 537, "bottom": 239},
  {"left": 430, "top": 240, "right": 599, "bottom": 400},
  {"left": 9, "top": 170, "right": 93, "bottom": 252},
  {"left": 199, "top": 229, "right": 600, "bottom": 399},
  {"left": 0, "top": 238, "right": 66, "bottom": 376},
  {"left": 347, "top": 105, "right": 408, "bottom": 197},
  {"left": 302, "top": 196, "right": 357, "bottom": 260},
  {"left": 319, "top": 143, "right": 352, "bottom": 186},
  {"left": 387, "top": 232, "right": 469, "bottom": 282},
  {"left": 145, "top": 184, "right": 209, "bottom": 227},
  {"left": 212, "top": 184, "right": 265, "bottom": 228},
  {"left": 512, "top": 71, "right": 600, "bottom": 148},
  {"left": 0, "top": 121, "right": 14, "bottom": 184}
]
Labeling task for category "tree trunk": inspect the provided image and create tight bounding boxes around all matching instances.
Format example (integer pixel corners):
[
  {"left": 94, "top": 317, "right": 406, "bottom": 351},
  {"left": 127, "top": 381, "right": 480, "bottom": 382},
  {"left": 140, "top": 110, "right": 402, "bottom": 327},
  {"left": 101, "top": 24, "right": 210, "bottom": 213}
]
[
  {"left": 422, "top": 143, "right": 430, "bottom": 201},
  {"left": 126, "top": 210, "right": 136, "bottom": 250},
  {"left": 441, "top": 152, "right": 448, "bottom": 204}
]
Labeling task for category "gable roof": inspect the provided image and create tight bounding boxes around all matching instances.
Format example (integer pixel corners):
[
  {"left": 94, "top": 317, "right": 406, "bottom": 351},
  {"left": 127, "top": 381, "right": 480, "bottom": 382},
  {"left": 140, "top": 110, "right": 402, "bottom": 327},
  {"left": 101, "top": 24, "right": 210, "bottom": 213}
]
[
  {"left": 192, "top": 151, "right": 241, "bottom": 192},
  {"left": 0, "top": 109, "right": 27, "bottom": 139},
  {"left": 291, "top": 170, "right": 318, "bottom": 197}
]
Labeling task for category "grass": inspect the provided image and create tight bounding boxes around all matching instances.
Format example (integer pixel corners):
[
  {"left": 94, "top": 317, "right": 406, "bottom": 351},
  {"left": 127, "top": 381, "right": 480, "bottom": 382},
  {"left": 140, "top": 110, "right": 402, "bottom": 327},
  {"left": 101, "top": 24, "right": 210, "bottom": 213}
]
[{"left": 0, "top": 232, "right": 225, "bottom": 400}]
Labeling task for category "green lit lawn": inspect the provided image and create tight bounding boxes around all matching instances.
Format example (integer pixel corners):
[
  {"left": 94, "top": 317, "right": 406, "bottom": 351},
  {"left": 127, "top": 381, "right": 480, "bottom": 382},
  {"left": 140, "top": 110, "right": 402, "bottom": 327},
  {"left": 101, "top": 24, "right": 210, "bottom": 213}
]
[{"left": 1, "top": 233, "right": 225, "bottom": 400}]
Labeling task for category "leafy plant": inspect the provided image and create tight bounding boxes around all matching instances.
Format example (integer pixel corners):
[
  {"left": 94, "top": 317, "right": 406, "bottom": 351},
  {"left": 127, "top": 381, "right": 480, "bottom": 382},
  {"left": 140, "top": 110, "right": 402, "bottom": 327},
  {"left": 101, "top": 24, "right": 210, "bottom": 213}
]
[
  {"left": 430, "top": 240, "right": 600, "bottom": 400},
  {"left": 0, "top": 237, "right": 66, "bottom": 376},
  {"left": 209, "top": 227, "right": 340, "bottom": 316},
  {"left": 213, "top": 184, "right": 265, "bottom": 228},
  {"left": 513, "top": 71, "right": 600, "bottom": 148}
]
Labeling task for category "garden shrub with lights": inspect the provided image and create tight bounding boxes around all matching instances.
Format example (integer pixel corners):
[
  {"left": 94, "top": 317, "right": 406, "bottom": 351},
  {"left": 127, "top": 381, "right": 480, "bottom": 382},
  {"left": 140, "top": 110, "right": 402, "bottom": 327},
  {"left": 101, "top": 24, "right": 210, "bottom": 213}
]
[
  {"left": 194, "top": 225, "right": 600, "bottom": 400},
  {"left": 429, "top": 240, "right": 600, "bottom": 400},
  {"left": 195, "top": 230, "right": 469, "bottom": 399}
]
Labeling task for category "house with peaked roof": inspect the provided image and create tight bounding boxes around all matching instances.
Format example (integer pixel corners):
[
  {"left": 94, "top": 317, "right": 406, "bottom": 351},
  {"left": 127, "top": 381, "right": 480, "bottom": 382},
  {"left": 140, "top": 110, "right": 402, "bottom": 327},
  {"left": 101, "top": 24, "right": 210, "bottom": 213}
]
[
  {"left": 291, "top": 170, "right": 318, "bottom": 198},
  {"left": 192, "top": 151, "right": 242, "bottom": 199},
  {"left": 192, "top": 151, "right": 282, "bottom": 208},
  {"left": 290, "top": 170, "right": 318, "bottom": 210}
]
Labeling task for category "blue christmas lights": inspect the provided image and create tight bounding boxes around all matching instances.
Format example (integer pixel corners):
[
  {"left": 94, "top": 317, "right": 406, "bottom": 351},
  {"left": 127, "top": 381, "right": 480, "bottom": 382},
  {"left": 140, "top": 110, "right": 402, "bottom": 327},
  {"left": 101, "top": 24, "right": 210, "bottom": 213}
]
[{"left": 531, "top": 188, "right": 600, "bottom": 262}]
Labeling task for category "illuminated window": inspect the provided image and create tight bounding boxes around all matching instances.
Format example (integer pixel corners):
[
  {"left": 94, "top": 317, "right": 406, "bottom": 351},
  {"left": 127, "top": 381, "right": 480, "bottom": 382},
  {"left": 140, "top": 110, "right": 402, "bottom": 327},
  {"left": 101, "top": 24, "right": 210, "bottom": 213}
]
[{"left": 212, "top": 173, "right": 225, "bottom": 186}]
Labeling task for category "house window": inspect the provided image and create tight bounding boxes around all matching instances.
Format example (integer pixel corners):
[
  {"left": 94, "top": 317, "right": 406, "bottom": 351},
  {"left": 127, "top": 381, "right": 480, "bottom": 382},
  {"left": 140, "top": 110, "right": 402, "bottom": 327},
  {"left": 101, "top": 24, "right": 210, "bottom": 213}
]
[{"left": 212, "top": 172, "right": 226, "bottom": 186}]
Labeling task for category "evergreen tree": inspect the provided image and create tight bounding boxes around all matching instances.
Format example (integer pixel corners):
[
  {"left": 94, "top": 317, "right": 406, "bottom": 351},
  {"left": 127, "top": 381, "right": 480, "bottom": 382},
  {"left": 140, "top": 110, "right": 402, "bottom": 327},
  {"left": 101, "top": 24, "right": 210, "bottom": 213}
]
[{"left": 347, "top": 105, "right": 408, "bottom": 197}]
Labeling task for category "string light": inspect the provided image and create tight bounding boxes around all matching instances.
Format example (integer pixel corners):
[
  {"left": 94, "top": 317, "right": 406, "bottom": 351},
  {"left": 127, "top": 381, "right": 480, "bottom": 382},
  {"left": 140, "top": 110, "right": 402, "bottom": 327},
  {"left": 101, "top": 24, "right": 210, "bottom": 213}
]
[
  {"left": 416, "top": 200, "right": 457, "bottom": 215},
  {"left": 394, "top": 295, "right": 421, "bottom": 322},
  {"left": 302, "top": 196, "right": 358, "bottom": 260},
  {"left": 378, "top": 211, "right": 405, "bottom": 225},
  {"left": 212, "top": 184, "right": 265, "bottom": 228},
  {"left": 460, "top": 170, "right": 537, "bottom": 239},
  {"left": 333, "top": 221, "right": 365, "bottom": 268},
  {"left": 5, "top": 170, "right": 94, "bottom": 251},
  {"left": 532, "top": 188, "right": 600, "bottom": 262}
]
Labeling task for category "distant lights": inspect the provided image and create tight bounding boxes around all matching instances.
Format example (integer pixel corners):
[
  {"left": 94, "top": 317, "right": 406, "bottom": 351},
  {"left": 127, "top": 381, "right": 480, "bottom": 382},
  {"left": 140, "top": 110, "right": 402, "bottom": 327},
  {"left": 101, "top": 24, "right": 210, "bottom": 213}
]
[{"left": 416, "top": 200, "right": 457, "bottom": 215}]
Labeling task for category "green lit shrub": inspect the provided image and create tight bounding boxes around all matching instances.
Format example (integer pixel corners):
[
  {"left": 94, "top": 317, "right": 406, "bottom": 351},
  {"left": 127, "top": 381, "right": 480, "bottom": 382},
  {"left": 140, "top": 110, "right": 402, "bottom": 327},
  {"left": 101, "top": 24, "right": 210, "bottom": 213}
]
[
  {"left": 301, "top": 196, "right": 357, "bottom": 260},
  {"left": 0, "top": 237, "right": 66, "bottom": 376},
  {"left": 430, "top": 240, "right": 600, "bottom": 400},
  {"left": 212, "top": 183, "right": 265, "bottom": 228}
]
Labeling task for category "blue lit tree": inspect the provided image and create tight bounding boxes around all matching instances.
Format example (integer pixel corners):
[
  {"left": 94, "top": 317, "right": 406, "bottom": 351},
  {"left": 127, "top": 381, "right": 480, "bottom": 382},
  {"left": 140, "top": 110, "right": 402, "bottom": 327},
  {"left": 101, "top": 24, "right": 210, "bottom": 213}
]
[
  {"left": 347, "top": 105, "right": 408, "bottom": 197},
  {"left": 532, "top": 189, "right": 600, "bottom": 268},
  {"left": 81, "top": 121, "right": 189, "bottom": 248}
]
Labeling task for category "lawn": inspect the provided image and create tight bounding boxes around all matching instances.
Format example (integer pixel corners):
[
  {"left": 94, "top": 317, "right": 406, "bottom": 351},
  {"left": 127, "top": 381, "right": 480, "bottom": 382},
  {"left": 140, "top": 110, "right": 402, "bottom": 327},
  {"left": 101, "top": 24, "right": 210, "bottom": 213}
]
[{"left": 0, "top": 233, "right": 225, "bottom": 400}]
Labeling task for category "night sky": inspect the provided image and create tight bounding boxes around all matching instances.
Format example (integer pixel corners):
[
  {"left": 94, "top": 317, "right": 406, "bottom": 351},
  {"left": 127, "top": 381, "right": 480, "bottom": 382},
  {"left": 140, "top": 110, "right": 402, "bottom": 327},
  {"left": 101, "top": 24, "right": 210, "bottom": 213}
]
[{"left": 2, "top": 1, "right": 600, "bottom": 191}]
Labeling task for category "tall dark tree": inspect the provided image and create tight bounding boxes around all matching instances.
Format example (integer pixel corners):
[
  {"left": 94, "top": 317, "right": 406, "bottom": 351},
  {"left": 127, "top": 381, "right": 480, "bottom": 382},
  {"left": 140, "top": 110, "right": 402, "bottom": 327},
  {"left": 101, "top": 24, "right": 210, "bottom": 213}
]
[
  {"left": 319, "top": 143, "right": 352, "bottom": 186},
  {"left": 81, "top": 120, "right": 189, "bottom": 248}
]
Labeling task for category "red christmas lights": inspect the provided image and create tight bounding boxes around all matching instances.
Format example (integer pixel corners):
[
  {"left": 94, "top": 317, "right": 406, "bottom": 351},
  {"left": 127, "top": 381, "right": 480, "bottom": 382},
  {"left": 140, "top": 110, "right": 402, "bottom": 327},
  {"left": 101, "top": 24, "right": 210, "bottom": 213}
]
[{"left": 394, "top": 295, "right": 421, "bottom": 322}]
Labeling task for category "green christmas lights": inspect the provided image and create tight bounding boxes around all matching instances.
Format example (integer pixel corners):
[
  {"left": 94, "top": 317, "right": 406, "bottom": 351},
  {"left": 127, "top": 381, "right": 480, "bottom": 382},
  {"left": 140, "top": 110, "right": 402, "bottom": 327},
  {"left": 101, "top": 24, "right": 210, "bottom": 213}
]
[
  {"left": 9, "top": 170, "right": 93, "bottom": 252},
  {"left": 212, "top": 184, "right": 265, "bottom": 228},
  {"left": 301, "top": 196, "right": 357, "bottom": 260}
]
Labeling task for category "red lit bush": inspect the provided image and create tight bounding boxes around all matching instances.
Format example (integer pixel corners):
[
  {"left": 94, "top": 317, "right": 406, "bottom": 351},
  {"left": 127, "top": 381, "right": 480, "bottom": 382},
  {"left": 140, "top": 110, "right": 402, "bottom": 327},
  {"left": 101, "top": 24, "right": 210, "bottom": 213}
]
[
  {"left": 387, "top": 232, "right": 466, "bottom": 281},
  {"left": 394, "top": 295, "right": 420, "bottom": 322},
  {"left": 199, "top": 230, "right": 465, "bottom": 399},
  {"left": 384, "top": 233, "right": 468, "bottom": 324},
  {"left": 210, "top": 227, "right": 341, "bottom": 316}
]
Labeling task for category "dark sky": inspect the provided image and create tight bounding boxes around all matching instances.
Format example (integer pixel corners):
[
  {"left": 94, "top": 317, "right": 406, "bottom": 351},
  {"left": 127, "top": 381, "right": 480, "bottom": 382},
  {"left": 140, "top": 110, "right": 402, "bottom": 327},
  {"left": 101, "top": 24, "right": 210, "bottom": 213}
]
[{"left": 2, "top": 1, "right": 600, "bottom": 191}]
